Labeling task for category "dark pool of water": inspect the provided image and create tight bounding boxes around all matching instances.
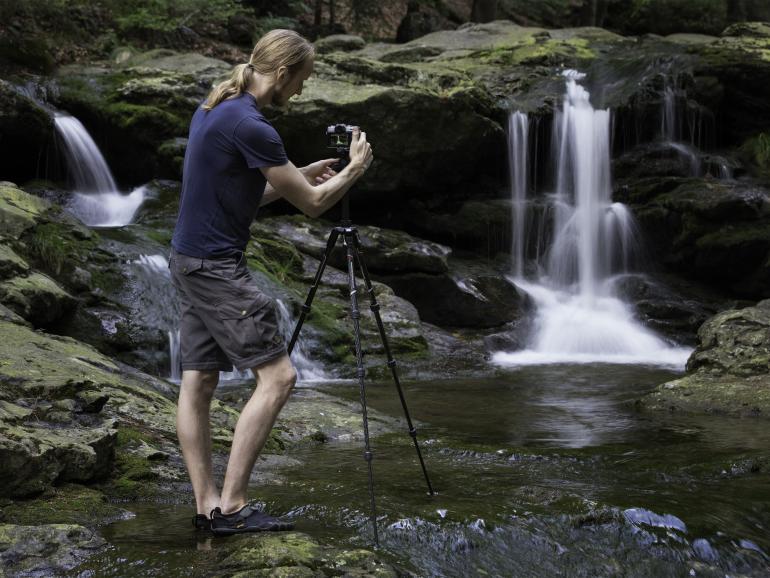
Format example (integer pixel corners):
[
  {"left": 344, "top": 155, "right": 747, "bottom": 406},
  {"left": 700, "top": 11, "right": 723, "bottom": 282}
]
[{"left": 74, "top": 365, "right": 770, "bottom": 577}]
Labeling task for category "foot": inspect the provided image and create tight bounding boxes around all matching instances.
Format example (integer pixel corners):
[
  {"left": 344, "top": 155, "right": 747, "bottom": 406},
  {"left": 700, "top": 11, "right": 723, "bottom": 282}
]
[
  {"left": 192, "top": 513, "right": 211, "bottom": 532},
  {"left": 210, "top": 502, "right": 294, "bottom": 536}
]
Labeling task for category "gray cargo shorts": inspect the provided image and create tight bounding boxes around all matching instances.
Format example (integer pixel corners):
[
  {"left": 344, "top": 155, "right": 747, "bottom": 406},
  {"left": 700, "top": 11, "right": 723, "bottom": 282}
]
[{"left": 169, "top": 248, "right": 287, "bottom": 372}]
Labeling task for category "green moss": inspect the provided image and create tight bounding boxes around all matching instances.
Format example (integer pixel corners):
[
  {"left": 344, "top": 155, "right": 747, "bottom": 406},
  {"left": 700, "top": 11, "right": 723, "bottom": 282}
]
[
  {"left": 116, "top": 425, "right": 154, "bottom": 447},
  {"left": 2, "top": 483, "right": 124, "bottom": 526},
  {"left": 246, "top": 237, "right": 305, "bottom": 285}
]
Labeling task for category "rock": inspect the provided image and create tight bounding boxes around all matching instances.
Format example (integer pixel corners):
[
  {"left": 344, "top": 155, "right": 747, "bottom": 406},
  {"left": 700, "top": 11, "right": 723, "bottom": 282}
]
[
  {"left": 0, "top": 523, "right": 106, "bottom": 576},
  {"left": 642, "top": 300, "right": 770, "bottom": 417},
  {"left": 0, "top": 271, "right": 76, "bottom": 326},
  {"left": 219, "top": 532, "right": 397, "bottom": 577},
  {"left": 0, "top": 303, "right": 29, "bottom": 326},
  {"left": 0, "top": 81, "right": 54, "bottom": 185},
  {"left": 611, "top": 273, "right": 723, "bottom": 344},
  {"left": 255, "top": 215, "right": 451, "bottom": 274},
  {"left": 721, "top": 22, "right": 770, "bottom": 39},
  {"left": 314, "top": 34, "right": 366, "bottom": 54},
  {"left": 0, "top": 182, "right": 49, "bottom": 239},
  {"left": 377, "top": 258, "right": 530, "bottom": 328},
  {"left": 687, "top": 299, "right": 770, "bottom": 376},
  {"left": 0, "top": 421, "right": 117, "bottom": 497},
  {"left": 0, "top": 244, "right": 29, "bottom": 279},
  {"left": 396, "top": 2, "right": 457, "bottom": 43},
  {"left": 617, "top": 177, "right": 770, "bottom": 299}
]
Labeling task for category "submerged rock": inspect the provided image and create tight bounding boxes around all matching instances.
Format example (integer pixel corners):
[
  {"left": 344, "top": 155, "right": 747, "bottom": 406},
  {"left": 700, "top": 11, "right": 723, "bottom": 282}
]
[{"left": 0, "top": 523, "right": 106, "bottom": 576}]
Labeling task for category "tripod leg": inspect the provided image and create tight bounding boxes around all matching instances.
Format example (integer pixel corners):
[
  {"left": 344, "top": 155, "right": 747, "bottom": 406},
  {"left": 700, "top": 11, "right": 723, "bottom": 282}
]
[
  {"left": 351, "top": 232, "right": 435, "bottom": 496},
  {"left": 343, "top": 231, "right": 380, "bottom": 547},
  {"left": 288, "top": 228, "right": 340, "bottom": 354}
]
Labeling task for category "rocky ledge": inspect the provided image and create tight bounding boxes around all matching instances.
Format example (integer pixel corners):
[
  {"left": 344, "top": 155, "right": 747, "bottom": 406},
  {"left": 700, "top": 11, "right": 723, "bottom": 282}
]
[{"left": 641, "top": 299, "right": 770, "bottom": 417}]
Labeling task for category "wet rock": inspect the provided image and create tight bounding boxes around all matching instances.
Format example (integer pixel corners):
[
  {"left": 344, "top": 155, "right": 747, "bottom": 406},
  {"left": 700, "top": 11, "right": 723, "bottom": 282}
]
[
  {"left": 219, "top": 532, "right": 397, "bottom": 577},
  {"left": 0, "top": 245, "right": 29, "bottom": 279},
  {"left": 377, "top": 258, "right": 530, "bottom": 329},
  {"left": 0, "top": 523, "right": 106, "bottom": 576},
  {"left": 314, "top": 34, "right": 366, "bottom": 54},
  {"left": 687, "top": 299, "right": 770, "bottom": 376},
  {"left": 643, "top": 300, "right": 770, "bottom": 417},
  {"left": 257, "top": 215, "right": 451, "bottom": 274},
  {"left": 0, "top": 182, "right": 49, "bottom": 239},
  {"left": 0, "top": 271, "right": 76, "bottom": 326},
  {"left": 616, "top": 176, "right": 770, "bottom": 299},
  {"left": 0, "top": 81, "right": 54, "bottom": 184}
]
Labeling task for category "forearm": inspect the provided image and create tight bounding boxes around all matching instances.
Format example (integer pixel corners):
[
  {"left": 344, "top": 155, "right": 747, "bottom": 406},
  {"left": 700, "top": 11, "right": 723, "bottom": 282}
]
[{"left": 308, "top": 162, "right": 365, "bottom": 215}]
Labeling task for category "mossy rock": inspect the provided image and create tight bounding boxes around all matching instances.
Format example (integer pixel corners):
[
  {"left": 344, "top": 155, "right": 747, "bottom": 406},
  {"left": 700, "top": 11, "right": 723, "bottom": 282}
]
[
  {"left": 0, "top": 523, "right": 106, "bottom": 576},
  {"left": 2, "top": 483, "right": 126, "bottom": 527},
  {"left": 0, "top": 244, "right": 29, "bottom": 280},
  {"left": 0, "top": 182, "right": 50, "bottom": 240},
  {"left": 0, "top": 271, "right": 76, "bottom": 326},
  {"left": 314, "top": 34, "right": 366, "bottom": 54}
]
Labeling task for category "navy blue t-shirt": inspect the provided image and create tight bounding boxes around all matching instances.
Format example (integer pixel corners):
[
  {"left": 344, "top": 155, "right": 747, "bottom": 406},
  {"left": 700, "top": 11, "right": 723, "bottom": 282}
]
[{"left": 171, "top": 93, "right": 288, "bottom": 257}]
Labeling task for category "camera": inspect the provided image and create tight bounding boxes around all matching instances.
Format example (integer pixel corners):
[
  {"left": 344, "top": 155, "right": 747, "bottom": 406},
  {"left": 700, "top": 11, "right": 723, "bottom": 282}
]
[{"left": 326, "top": 123, "right": 357, "bottom": 151}]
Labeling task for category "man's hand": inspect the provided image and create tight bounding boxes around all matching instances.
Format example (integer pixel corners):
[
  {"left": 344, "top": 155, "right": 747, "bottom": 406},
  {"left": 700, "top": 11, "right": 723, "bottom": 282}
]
[{"left": 300, "top": 158, "right": 338, "bottom": 185}]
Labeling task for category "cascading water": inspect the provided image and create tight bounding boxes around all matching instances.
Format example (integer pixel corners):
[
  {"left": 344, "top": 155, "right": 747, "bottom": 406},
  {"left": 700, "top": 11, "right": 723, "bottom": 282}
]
[
  {"left": 54, "top": 114, "right": 146, "bottom": 226},
  {"left": 509, "top": 112, "right": 529, "bottom": 277},
  {"left": 494, "top": 71, "right": 691, "bottom": 367}
]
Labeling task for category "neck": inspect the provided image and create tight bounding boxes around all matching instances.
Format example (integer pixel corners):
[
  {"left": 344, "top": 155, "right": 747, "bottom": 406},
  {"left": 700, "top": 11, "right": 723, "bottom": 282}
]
[{"left": 246, "top": 73, "right": 274, "bottom": 108}]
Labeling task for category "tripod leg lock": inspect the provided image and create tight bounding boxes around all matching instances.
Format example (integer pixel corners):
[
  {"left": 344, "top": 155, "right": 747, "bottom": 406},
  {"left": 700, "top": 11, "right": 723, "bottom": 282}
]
[
  {"left": 356, "top": 368, "right": 365, "bottom": 380},
  {"left": 409, "top": 428, "right": 417, "bottom": 438},
  {"left": 364, "top": 450, "right": 373, "bottom": 462},
  {"left": 369, "top": 303, "right": 380, "bottom": 313},
  {"left": 351, "top": 310, "right": 361, "bottom": 320},
  {"left": 387, "top": 360, "right": 397, "bottom": 369},
  {"left": 301, "top": 304, "right": 312, "bottom": 314}
]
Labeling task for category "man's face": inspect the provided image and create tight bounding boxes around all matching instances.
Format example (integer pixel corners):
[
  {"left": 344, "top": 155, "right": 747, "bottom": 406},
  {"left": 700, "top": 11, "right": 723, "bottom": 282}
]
[{"left": 272, "top": 56, "right": 314, "bottom": 107}]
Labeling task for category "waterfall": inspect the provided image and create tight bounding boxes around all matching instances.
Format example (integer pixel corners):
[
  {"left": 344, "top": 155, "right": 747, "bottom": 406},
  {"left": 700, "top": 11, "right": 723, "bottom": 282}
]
[
  {"left": 493, "top": 71, "right": 691, "bottom": 367},
  {"left": 508, "top": 112, "right": 529, "bottom": 277},
  {"left": 54, "top": 114, "right": 145, "bottom": 226}
]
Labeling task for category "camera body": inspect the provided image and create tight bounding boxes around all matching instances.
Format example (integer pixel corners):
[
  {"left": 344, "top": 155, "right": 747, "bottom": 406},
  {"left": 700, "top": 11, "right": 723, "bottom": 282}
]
[{"left": 326, "top": 123, "right": 356, "bottom": 151}]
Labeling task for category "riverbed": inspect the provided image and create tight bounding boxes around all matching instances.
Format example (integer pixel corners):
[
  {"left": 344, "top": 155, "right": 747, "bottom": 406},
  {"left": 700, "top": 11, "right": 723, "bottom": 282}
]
[{"left": 73, "top": 364, "right": 770, "bottom": 577}]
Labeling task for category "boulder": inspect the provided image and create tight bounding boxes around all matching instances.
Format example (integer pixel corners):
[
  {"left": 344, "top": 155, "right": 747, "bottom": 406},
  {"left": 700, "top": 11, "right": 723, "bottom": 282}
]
[
  {"left": 0, "top": 524, "right": 106, "bottom": 576},
  {"left": 0, "top": 244, "right": 29, "bottom": 279},
  {"left": 642, "top": 300, "right": 770, "bottom": 417},
  {"left": 0, "top": 81, "right": 54, "bottom": 185},
  {"left": 314, "top": 34, "right": 366, "bottom": 54},
  {"left": 0, "top": 182, "right": 49, "bottom": 240},
  {"left": 377, "top": 258, "right": 530, "bottom": 328},
  {"left": 0, "top": 271, "right": 76, "bottom": 326},
  {"left": 255, "top": 215, "right": 451, "bottom": 274},
  {"left": 687, "top": 299, "right": 770, "bottom": 376},
  {"left": 616, "top": 177, "right": 770, "bottom": 299}
]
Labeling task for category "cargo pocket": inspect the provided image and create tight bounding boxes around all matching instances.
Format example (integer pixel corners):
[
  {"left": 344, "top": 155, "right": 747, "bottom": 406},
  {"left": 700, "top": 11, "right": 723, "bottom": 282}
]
[
  {"left": 215, "top": 293, "right": 279, "bottom": 359},
  {"left": 174, "top": 253, "right": 204, "bottom": 276}
]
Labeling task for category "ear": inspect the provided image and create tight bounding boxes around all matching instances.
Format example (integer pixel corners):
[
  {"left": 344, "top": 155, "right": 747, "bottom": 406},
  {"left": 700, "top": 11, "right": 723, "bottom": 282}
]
[{"left": 275, "top": 65, "right": 289, "bottom": 82}]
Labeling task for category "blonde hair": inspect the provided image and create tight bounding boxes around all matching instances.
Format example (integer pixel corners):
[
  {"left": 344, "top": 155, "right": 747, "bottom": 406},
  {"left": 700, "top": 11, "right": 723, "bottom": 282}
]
[{"left": 203, "top": 29, "right": 314, "bottom": 111}]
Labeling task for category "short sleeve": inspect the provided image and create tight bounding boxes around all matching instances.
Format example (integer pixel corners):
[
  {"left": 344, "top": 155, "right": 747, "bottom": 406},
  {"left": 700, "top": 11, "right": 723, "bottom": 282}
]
[{"left": 232, "top": 116, "right": 288, "bottom": 169}]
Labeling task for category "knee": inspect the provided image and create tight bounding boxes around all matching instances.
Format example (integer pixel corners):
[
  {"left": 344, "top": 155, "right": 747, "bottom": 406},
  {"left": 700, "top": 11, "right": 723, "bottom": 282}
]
[
  {"left": 181, "top": 370, "right": 219, "bottom": 399},
  {"left": 264, "top": 366, "right": 297, "bottom": 403}
]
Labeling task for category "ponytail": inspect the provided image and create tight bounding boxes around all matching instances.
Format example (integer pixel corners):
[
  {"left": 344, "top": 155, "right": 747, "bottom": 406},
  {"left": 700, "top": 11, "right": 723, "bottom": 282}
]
[{"left": 203, "top": 30, "right": 314, "bottom": 111}]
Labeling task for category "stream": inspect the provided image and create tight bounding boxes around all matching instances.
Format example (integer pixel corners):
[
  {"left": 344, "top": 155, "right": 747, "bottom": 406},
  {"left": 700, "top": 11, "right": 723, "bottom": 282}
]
[{"left": 72, "top": 364, "right": 770, "bottom": 577}]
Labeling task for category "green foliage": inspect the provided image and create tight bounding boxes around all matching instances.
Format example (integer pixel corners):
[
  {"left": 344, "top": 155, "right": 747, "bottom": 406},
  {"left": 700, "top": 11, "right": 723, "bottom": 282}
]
[
  {"left": 253, "top": 15, "right": 301, "bottom": 41},
  {"left": 623, "top": 0, "right": 728, "bottom": 35},
  {"left": 106, "top": 0, "right": 242, "bottom": 33},
  {"left": 26, "top": 223, "right": 71, "bottom": 275},
  {"left": 754, "top": 133, "right": 770, "bottom": 171}
]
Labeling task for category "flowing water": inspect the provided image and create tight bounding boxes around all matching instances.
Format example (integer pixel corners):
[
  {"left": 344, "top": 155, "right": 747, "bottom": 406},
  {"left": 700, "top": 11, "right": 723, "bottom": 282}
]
[
  {"left": 498, "top": 72, "right": 691, "bottom": 368},
  {"left": 54, "top": 114, "right": 146, "bottom": 226},
  {"left": 75, "top": 366, "right": 770, "bottom": 577}
]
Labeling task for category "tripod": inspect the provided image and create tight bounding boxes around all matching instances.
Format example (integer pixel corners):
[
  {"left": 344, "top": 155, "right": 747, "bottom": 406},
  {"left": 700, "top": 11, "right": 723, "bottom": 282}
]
[{"left": 287, "top": 192, "right": 435, "bottom": 547}]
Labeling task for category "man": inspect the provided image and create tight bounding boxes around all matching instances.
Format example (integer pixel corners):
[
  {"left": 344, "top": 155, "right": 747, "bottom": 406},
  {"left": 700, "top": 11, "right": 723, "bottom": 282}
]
[{"left": 169, "top": 29, "right": 373, "bottom": 535}]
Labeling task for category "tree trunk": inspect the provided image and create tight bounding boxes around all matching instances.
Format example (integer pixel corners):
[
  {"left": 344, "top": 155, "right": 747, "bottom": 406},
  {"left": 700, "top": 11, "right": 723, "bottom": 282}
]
[
  {"left": 471, "top": 0, "right": 497, "bottom": 23},
  {"left": 329, "top": 0, "right": 336, "bottom": 30},
  {"left": 314, "top": 0, "right": 323, "bottom": 28}
]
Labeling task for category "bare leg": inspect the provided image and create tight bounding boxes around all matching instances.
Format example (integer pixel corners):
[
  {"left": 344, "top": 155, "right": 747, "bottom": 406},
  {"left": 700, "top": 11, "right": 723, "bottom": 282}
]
[
  {"left": 177, "top": 369, "right": 221, "bottom": 516},
  {"left": 219, "top": 354, "right": 296, "bottom": 514}
]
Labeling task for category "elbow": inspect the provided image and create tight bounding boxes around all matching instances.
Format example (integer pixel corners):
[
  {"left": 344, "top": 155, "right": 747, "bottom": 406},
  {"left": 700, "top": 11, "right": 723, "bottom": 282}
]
[{"left": 304, "top": 199, "right": 325, "bottom": 219}]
